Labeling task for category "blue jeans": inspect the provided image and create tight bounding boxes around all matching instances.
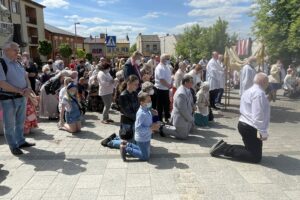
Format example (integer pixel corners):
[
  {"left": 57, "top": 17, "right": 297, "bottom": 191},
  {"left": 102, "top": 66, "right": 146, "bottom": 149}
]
[
  {"left": 1, "top": 97, "right": 26, "bottom": 149},
  {"left": 107, "top": 124, "right": 135, "bottom": 149},
  {"left": 126, "top": 141, "right": 151, "bottom": 161}
]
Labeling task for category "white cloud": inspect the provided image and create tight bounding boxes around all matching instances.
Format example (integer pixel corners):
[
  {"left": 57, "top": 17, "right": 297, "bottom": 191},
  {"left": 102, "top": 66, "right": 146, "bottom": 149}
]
[
  {"left": 64, "top": 15, "right": 108, "bottom": 24},
  {"left": 188, "top": 6, "right": 250, "bottom": 21},
  {"left": 97, "top": 0, "right": 119, "bottom": 6},
  {"left": 40, "top": 0, "right": 69, "bottom": 9},
  {"left": 186, "top": 0, "right": 252, "bottom": 8},
  {"left": 143, "top": 12, "right": 168, "bottom": 19}
]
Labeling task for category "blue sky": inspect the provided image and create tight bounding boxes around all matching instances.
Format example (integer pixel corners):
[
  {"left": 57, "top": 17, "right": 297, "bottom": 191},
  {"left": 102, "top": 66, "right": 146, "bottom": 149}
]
[{"left": 37, "top": 0, "right": 256, "bottom": 43}]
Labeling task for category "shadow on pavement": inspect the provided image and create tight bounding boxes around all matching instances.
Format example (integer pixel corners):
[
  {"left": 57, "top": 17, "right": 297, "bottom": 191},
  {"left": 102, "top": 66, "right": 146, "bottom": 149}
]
[
  {"left": 261, "top": 154, "right": 300, "bottom": 175},
  {"left": 25, "top": 128, "right": 54, "bottom": 141},
  {"left": 150, "top": 146, "right": 189, "bottom": 170},
  {"left": 153, "top": 129, "right": 227, "bottom": 148},
  {"left": 270, "top": 106, "right": 300, "bottom": 123},
  {"left": 19, "top": 147, "right": 87, "bottom": 175},
  {"left": 0, "top": 164, "right": 11, "bottom": 196},
  {"left": 67, "top": 130, "right": 103, "bottom": 140}
]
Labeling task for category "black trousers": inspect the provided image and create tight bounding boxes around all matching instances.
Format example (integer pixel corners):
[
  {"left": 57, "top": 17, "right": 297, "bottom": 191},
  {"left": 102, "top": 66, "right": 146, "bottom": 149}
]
[
  {"left": 156, "top": 88, "right": 170, "bottom": 122},
  {"left": 209, "top": 89, "right": 219, "bottom": 108},
  {"left": 224, "top": 122, "right": 263, "bottom": 163}
]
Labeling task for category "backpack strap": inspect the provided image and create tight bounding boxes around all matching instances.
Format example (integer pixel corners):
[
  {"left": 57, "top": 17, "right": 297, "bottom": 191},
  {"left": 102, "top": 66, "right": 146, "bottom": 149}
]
[{"left": 0, "top": 58, "right": 8, "bottom": 76}]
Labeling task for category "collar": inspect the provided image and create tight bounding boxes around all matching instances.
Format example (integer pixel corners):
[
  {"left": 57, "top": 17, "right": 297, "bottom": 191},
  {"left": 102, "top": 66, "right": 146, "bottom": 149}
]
[{"left": 140, "top": 105, "right": 150, "bottom": 112}]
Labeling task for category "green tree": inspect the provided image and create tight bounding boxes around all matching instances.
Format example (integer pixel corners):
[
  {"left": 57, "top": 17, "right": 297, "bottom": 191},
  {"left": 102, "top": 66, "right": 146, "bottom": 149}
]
[
  {"left": 38, "top": 40, "right": 52, "bottom": 56},
  {"left": 86, "top": 53, "right": 93, "bottom": 62},
  {"left": 76, "top": 48, "right": 86, "bottom": 59},
  {"left": 129, "top": 43, "right": 137, "bottom": 54},
  {"left": 252, "top": 0, "right": 300, "bottom": 64},
  {"left": 58, "top": 43, "right": 72, "bottom": 59},
  {"left": 175, "top": 18, "right": 234, "bottom": 63}
]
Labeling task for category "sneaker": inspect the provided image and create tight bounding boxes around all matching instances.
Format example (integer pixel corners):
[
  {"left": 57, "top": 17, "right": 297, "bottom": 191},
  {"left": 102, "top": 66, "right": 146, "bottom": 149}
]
[
  {"left": 120, "top": 144, "right": 127, "bottom": 161},
  {"left": 101, "top": 133, "right": 117, "bottom": 147},
  {"left": 19, "top": 141, "right": 36, "bottom": 148},
  {"left": 210, "top": 140, "right": 228, "bottom": 157}
]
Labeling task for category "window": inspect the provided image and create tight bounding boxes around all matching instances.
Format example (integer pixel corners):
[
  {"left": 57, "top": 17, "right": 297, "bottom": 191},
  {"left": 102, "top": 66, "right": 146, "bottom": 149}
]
[
  {"left": 153, "top": 44, "right": 158, "bottom": 52},
  {"left": 11, "top": 1, "right": 20, "bottom": 14},
  {"left": 146, "top": 44, "right": 150, "bottom": 52}
]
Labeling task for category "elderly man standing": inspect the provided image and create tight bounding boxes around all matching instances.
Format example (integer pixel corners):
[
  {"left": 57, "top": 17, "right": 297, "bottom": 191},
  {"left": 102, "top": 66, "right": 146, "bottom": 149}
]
[
  {"left": 240, "top": 56, "right": 257, "bottom": 96},
  {"left": 160, "top": 75, "right": 194, "bottom": 139},
  {"left": 210, "top": 73, "right": 270, "bottom": 163},
  {"left": 154, "top": 54, "right": 173, "bottom": 123},
  {"left": 207, "top": 52, "right": 222, "bottom": 110},
  {"left": 0, "top": 42, "right": 35, "bottom": 155}
]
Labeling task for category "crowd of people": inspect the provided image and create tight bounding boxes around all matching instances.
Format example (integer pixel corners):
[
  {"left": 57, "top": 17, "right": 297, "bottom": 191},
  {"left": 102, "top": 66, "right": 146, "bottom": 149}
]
[{"left": 0, "top": 40, "right": 299, "bottom": 164}]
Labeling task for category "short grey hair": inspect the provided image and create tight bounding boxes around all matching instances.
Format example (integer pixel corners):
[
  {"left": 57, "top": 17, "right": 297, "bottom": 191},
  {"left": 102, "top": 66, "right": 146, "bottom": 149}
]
[
  {"left": 141, "top": 81, "right": 153, "bottom": 92},
  {"left": 178, "top": 61, "right": 187, "bottom": 70},
  {"left": 160, "top": 54, "right": 170, "bottom": 62},
  {"left": 3, "top": 41, "right": 19, "bottom": 50}
]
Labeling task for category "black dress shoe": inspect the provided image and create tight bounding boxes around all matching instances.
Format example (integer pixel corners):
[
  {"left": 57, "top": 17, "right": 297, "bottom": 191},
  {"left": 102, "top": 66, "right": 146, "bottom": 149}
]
[
  {"left": 11, "top": 148, "right": 23, "bottom": 155},
  {"left": 210, "top": 141, "right": 228, "bottom": 157},
  {"left": 101, "top": 133, "right": 117, "bottom": 147},
  {"left": 159, "top": 125, "right": 166, "bottom": 137},
  {"left": 212, "top": 106, "right": 221, "bottom": 110},
  {"left": 19, "top": 141, "right": 36, "bottom": 148}
]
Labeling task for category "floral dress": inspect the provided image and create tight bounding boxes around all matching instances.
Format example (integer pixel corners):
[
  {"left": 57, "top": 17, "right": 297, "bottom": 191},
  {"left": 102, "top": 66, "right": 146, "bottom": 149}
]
[{"left": 24, "top": 98, "right": 38, "bottom": 134}]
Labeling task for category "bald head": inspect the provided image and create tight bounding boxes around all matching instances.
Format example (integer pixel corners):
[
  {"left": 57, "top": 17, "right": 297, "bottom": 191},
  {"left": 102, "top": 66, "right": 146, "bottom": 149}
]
[{"left": 254, "top": 73, "right": 269, "bottom": 90}]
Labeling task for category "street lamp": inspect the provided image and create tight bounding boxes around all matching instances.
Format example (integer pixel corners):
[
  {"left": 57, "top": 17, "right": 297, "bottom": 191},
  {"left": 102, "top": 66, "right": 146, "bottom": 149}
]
[{"left": 74, "top": 22, "right": 80, "bottom": 52}]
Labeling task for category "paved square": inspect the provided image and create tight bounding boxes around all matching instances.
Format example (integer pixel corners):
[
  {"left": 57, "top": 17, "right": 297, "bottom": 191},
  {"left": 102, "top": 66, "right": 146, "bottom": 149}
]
[{"left": 1, "top": 90, "right": 300, "bottom": 200}]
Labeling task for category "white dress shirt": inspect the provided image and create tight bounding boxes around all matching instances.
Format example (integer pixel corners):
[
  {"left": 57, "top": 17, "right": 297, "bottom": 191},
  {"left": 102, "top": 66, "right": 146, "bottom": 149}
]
[
  {"left": 207, "top": 58, "right": 222, "bottom": 91},
  {"left": 154, "top": 63, "right": 172, "bottom": 90},
  {"left": 239, "top": 84, "right": 270, "bottom": 138},
  {"left": 240, "top": 64, "right": 256, "bottom": 96}
]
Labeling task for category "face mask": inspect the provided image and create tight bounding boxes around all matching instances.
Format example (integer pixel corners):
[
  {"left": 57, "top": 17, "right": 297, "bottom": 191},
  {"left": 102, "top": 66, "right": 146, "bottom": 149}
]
[
  {"left": 146, "top": 102, "right": 152, "bottom": 109},
  {"left": 135, "top": 60, "right": 141, "bottom": 66},
  {"left": 149, "top": 89, "right": 154, "bottom": 95},
  {"left": 165, "top": 60, "right": 170, "bottom": 65},
  {"left": 68, "top": 91, "right": 76, "bottom": 97},
  {"left": 45, "top": 71, "right": 51, "bottom": 75}
]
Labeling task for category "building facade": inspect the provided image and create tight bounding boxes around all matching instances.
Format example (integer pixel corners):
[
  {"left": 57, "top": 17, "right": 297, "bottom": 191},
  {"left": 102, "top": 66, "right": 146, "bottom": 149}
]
[
  {"left": 136, "top": 33, "right": 160, "bottom": 57},
  {"left": 84, "top": 36, "right": 130, "bottom": 60},
  {"left": 159, "top": 34, "right": 180, "bottom": 57},
  {"left": 45, "top": 23, "right": 85, "bottom": 59},
  {"left": 0, "top": 0, "right": 45, "bottom": 61}
]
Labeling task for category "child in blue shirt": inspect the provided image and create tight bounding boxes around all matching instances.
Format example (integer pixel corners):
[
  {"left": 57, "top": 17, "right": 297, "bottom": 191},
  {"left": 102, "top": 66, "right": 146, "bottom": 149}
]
[{"left": 120, "top": 92, "right": 160, "bottom": 161}]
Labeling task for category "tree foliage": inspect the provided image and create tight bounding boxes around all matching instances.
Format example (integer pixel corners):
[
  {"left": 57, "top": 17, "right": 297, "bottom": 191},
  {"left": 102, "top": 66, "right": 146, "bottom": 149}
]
[
  {"left": 129, "top": 43, "right": 137, "bottom": 54},
  {"left": 175, "top": 18, "right": 236, "bottom": 63},
  {"left": 58, "top": 43, "right": 72, "bottom": 59},
  {"left": 252, "top": 0, "right": 300, "bottom": 64},
  {"left": 86, "top": 53, "right": 93, "bottom": 62},
  {"left": 76, "top": 48, "right": 86, "bottom": 59},
  {"left": 38, "top": 40, "right": 52, "bottom": 56}
]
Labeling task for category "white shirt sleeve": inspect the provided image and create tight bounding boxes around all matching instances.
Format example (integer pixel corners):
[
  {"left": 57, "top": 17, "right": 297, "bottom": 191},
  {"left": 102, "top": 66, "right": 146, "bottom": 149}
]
[{"left": 251, "top": 94, "right": 269, "bottom": 138}]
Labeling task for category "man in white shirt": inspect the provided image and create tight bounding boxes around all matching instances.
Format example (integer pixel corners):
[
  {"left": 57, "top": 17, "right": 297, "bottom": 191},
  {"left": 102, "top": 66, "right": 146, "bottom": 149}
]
[
  {"left": 188, "top": 64, "right": 202, "bottom": 91},
  {"left": 210, "top": 73, "right": 270, "bottom": 163},
  {"left": 239, "top": 56, "right": 257, "bottom": 96},
  {"left": 154, "top": 54, "right": 172, "bottom": 122},
  {"left": 207, "top": 52, "right": 222, "bottom": 109}
]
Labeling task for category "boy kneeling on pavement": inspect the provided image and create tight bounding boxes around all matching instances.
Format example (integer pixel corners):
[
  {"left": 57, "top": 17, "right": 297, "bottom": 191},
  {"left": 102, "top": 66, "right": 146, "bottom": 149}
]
[{"left": 120, "top": 92, "right": 160, "bottom": 161}]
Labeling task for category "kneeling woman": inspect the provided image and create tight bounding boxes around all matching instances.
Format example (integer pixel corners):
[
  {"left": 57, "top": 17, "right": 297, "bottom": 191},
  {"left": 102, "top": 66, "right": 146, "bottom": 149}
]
[{"left": 59, "top": 83, "right": 82, "bottom": 133}]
